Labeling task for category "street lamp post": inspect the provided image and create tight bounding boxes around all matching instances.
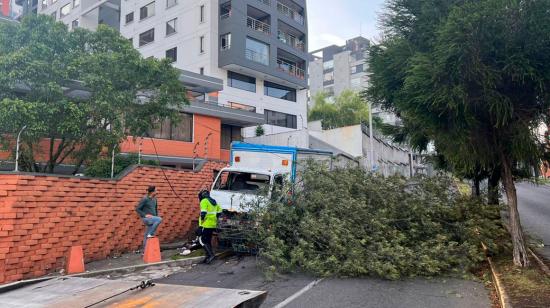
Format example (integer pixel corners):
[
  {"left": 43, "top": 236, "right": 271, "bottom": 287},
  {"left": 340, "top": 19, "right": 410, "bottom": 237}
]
[
  {"left": 368, "top": 102, "right": 375, "bottom": 172},
  {"left": 14, "top": 125, "right": 27, "bottom": 172}
]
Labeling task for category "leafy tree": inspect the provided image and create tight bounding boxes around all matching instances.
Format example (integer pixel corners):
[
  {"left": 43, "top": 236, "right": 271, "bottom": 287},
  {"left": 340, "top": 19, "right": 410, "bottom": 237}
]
[
  {"left": 0, "top": 15, "right": 187, "bottom": 173},
  {"left": 83, "top": 153, "right": 159, "bottom": 178},
  {"left": 255, "top": 125, "right": 265, "bottom": 137},
  {"left": 309, "top": 90, "right": 375, "bottom": 129},
  {"left": 366, "top": 0, "right": 550, "bottom": 267}
]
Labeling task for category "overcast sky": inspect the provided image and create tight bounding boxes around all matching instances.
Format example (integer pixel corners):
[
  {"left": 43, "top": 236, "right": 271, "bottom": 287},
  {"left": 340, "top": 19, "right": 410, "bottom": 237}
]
[{"left": 306, "top": 0, "right": 386, "bottom": 51}]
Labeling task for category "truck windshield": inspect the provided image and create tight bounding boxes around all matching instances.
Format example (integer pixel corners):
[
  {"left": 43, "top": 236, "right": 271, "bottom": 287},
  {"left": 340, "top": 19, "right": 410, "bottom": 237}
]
[{"left": 213, "top": 171, "right": 271, "bottom": 193}]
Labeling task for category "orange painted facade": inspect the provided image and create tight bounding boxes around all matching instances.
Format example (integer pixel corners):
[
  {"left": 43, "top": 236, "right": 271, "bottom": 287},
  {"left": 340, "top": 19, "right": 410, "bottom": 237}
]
[{"left": 121, "top": 114, "right": 224, "bottom": 161}]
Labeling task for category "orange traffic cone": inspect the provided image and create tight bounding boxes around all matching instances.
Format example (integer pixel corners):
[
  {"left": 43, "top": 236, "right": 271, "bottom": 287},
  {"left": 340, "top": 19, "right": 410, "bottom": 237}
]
[
  {"left": 66, "top": 246, "right": 85, "bottom": 274},
  {"left": 143, "top": 237, "right": 161, "bottom": 263}
]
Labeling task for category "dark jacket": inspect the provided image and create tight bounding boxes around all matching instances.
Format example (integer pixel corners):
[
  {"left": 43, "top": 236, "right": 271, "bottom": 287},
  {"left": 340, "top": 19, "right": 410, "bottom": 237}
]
[{"left": 136, "top": 196, "right": 158, "bottom": 218}]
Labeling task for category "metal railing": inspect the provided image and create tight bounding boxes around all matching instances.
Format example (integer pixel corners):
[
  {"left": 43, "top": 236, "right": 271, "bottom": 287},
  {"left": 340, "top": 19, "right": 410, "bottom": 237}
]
[
  {"left": 277, "top": 58, "right": 305, "bottom": 79},
  {"left": 247, "top": 16, "right": 270, "bottom": 35},
  {"left": 277, "top": 1, "right": 304, "bottom": 25},
  {"left": 257, "top": 0, "right": 270, "bottom": 6},
  {"left": 195, "top": 99, "right": 257, "bottom": 113},
  {"left": 245, "top": 48, "right": 269, "bottom": 65},
  {"left": 278, "top": 30, "right": 305, "bottom": 51},
  {"left": 220, "top": 11, "right": 231, "bottom": 19}
]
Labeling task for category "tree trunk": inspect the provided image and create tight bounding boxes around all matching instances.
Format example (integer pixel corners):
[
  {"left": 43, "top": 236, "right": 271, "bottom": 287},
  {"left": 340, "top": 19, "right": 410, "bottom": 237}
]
[
  {"left": 472, "top": 178, "right": 481, "bottom": 197},
  {"left": 500, "top": 152, "right": 530, "bottom": 267},
  {"left": 488, "top": 167, "right": 500, "bottom": 205}
]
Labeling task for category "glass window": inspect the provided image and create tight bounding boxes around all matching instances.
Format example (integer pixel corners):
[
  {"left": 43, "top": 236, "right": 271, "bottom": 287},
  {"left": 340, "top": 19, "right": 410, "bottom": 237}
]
[
  {"left": 41, "top": 0, "right": 47, "bottom": 8},
  {"left": 214, "top": 171, "right": 271, "bottom": 194},
  {"left": 166, "top": 47, "right": 177, "bottom": 63},
  {"left": 264, "top": 81, "right": 296, "bottom": 102},
  {"left": 245, "top": 37, "right": 269, "bottom": 65},
  {"left": 221, "top": 125, "right": 242, "bottom": 150},
  {"left": 139, "top": 28, "right": 155, "bottom": 47},
  {"left": 71, "top": 19, "right": 79, "bottom": 29},
  {"left": 200, "top": 4, "right": 205, "bottom": 22},
  {"left": 324, "top": 72, "right": 334, "bottom": 82},
  {"left": 60, "top": 3, "right": 70, "bottom": 18},
  {"left": 140, "top": 2, "right": 155, "bottom": 20},
  {"left": 149, "top": 113, "right": 193, "bottom": 142},
  {"left": 166, "top": 18, "right": 176, "bottom": 35},
  {"left": 228, "top": 71, "right": 256, "bottom": 92},
  {"left": 73, "top": 0, "right": 80, "bottom": 7},
  {"left": 125, "top": 12, "right": 134, "bottom": 24},
  {"left": 166, "top": 0, "right": 177, "bottom": 8},
  {"left": 265, "top": 110, "right": 297, "bottom": 129},
  {"left": 200, "top": 36, "right": 205, "bottom": 53},
  {"left": 220, "top": 33, "right": 231, "bottom": 50},
  {"left": 323, "top": 59, "right": 334, "bottom": 70}
]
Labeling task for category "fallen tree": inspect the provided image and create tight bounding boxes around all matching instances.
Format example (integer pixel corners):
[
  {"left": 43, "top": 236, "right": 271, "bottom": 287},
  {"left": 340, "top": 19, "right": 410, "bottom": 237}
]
[{"left": 247, "top": 165, "right": 506, "bottom": 279}]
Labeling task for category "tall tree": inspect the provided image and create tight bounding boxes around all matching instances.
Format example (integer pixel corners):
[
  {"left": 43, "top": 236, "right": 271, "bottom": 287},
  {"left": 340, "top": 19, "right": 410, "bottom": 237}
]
[
  {"left": 309, "top": 90, "right": 373, "bottom": 129},
  {"left": 0, "top": 15, "right": 187, "bottom": 173},
  {"left": 367, "top": 0, "right": 550, "bottom": 267}
]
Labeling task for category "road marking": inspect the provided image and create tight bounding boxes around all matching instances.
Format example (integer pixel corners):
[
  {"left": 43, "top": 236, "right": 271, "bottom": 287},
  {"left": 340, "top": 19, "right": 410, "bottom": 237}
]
[{"left": 272, "top": 278, "right": 323, "bottom": 308}]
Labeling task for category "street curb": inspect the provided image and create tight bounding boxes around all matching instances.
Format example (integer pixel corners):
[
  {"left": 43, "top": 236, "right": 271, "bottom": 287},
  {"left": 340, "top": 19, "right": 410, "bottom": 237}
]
[
  {"left": 487, "top": 255, "right": 513, "bottom": 308},
  {"left": 528, "top": 248, "right": 550, "bottom": 277},
  {"left": 0, "top": 255, "right": 204, "bottom": 294}
]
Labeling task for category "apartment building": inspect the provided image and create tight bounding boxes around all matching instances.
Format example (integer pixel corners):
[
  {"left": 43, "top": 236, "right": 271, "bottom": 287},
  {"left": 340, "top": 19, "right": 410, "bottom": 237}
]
[
  {"left": 309, "top": 36, "right": 397, "bottom": 125},
  {"left": 120, "top": 0, "right": 309, "bottom": 137},
  {"left": 37, "top": 0, "right": 120, "bottom": 30}
]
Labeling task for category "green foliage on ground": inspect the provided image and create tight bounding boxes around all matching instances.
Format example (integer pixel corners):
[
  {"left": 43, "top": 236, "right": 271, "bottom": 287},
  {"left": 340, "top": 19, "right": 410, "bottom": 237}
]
[
  {"left": 84, "top": 154, "right": 158, "bottom": 178},
  {"left": 247, "top": 165, "right": 506, "bottom": 280}
]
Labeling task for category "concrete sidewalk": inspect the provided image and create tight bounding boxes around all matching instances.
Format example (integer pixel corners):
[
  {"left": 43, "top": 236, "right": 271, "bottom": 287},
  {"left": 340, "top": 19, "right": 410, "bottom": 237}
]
[{"left": 158, "top": 256, "right": 491, "bottom": 308}]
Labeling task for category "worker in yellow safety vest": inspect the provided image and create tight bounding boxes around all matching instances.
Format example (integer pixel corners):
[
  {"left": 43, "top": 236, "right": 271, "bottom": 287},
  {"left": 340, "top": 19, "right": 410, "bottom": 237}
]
[{"left": 197, "top": 190, "right": 222, "bottom": 264}]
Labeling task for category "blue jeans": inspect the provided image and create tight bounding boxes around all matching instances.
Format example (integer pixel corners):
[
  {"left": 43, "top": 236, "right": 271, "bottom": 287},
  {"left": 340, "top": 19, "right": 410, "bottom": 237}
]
[{"left": 142, "top": 216, "right": 162, "bottom": 251}]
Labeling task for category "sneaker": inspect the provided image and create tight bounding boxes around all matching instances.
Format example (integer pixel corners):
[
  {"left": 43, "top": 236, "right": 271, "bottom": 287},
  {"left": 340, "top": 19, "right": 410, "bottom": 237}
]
[{"left": 147, "top": 234, "right": 154, "bottom": 238}]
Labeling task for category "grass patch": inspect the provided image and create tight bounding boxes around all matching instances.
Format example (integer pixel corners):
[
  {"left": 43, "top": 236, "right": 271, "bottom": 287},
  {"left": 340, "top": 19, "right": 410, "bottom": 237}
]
[
  {"left": 170, "top": 249, "right": 205, "bottom": 261},
  {"left": 493, "top": 254, "right": 550, "bottom": 307}
]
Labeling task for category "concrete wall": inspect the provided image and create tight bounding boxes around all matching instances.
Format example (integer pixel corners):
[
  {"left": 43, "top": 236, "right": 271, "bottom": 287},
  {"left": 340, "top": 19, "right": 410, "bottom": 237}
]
[
  {"left": 309, "top": 125, "right": 363, "bottom": 157},
  {"left": 0, "top": 162, "right": 226, "bottom": 284},
  {"left": 245, "top": 129, "right": 310, "bottom": 148},
  {"left": 333, "top": 51, "right": 351, "bottom": 96}
]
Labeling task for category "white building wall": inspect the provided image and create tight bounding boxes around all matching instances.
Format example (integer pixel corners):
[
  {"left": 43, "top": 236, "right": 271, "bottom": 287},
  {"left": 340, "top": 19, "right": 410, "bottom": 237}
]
[{"left": 309, "top": 125, "right": 363, "bottom": 157}]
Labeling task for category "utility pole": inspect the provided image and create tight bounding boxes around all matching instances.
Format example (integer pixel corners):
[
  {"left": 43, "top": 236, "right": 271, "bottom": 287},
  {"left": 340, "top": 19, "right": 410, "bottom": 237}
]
[
  {"left": 14, "top": 125, "right": 27, "bottom": 172},
  {"left": 368, "top": 102, "right": 375, "bottom": 172}
]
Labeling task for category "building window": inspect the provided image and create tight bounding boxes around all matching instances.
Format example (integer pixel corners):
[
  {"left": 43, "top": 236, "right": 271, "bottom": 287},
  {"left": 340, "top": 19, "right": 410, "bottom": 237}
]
[
  {"left": 149, "top": 113, "right": 193, "bottom": 142},
  {"left": 166, "top": 18, "right": 177, "bottom": 35},
  {"left": 265, "top": 110, "right": 297, "bottom": 129},
  {"left": 59, "top": 3, "right": 70, "bottom": 18},
  {"left": 220, "top": 33, "right": 231, "bottom": 50},
  {"left": 41, "top": 0, "right": 47, "bottom": 9},
  {"left": 73, "top": 0, "right": 80, "bottom": 8},
  {"left": 140, "top": 2, "right": 155, "bottom": 20},
  {"left": 245, "top": 37, "right": 269, "bottom": 66},
  {"left": 200, "top": 4, "right": 205, "bottom": 22},
  {"left": 323, "top": 59, "right": 334, "bottom": 70},
  {"left": 71, "top": 19, "right": 79, "bottom": 29},
  {"left": 166, "top": 47, "right": 177, "bottom": 63},
  {"left": 200, "top": 67, "right": 205, "bottom": 75},
  {"left": 52, "top": 0, "right": 57, "bottom": 3},
  {"left": 228, "top": 71, "right": 256, "bottom": 92},
  {"left": 221, "top": 125, "right": 242, "bottom": 150},
  {"left": 351, "top": 64, "right": 363, "bottom": 74},
  {"left": 125, "top": 12, "right": 134, "bottom": 24},
  {"left": 324, "top": 72, "right": 334, "bottom": 82},
  {"left": 166, "top": 0, "right": 177, "bottom": 8},
  {"left": 139, "top": 28, "right": 155, "bottom": 47},
  {"left": 200, "top": 36, "right": 205, "bottom": 53},
  {"left": 264, "top": 81, "right": 296, "bottom": 102}
]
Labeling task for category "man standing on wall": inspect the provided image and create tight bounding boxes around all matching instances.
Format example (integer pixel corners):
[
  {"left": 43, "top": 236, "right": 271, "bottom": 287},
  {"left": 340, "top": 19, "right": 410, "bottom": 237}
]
[
  {"left": 198, "top": 190, "right": 221, "bottom": 264},
  {"left": 136, "top": 186, "right": 162, "bottom": 253}
]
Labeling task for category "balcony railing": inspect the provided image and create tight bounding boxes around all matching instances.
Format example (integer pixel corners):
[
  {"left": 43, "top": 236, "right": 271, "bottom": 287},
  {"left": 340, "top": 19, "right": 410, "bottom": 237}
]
[
  {"left": 220, "top": 11, "right": 231, "bottom": 19},
  {"left": 247, "top": 16, "right": 271, "bottom": 35},
  {"left": 277, "top": 1, "right": 304, "bottom": 25},
  {"left": 277, "top": 58, "right": 305, "bottom": 79},
  {"left": 195, "top": 99, "right": 257, "bottom": 113},
  {"left": 278, "top": 30, "right": 305, "bottom": 51},
  {"left": 257, "top": 0, "right": 270, "bottom": 6},
  {"left": 245, "top": 49, "right": 269, "bottom": 65}
]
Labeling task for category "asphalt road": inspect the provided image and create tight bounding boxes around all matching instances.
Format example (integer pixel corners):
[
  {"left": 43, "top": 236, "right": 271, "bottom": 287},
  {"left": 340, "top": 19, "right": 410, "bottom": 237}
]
[
  {"left": 158, "top": 256, "right": 490, "bottom": 308},
  {"left": 517, "top": 182, "right": 550, "bottom": 259}
]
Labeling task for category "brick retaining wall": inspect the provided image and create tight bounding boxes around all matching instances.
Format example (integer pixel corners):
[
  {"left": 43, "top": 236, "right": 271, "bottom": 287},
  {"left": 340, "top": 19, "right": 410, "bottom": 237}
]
[{"left": 0, "top": 162, "right": 226, "bottom": 284}]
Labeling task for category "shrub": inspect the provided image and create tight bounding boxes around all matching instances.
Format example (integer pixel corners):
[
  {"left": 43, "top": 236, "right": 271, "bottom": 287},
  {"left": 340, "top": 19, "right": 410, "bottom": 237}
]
[
  {"left": 247, "top": 165, "right": 506, "bottom": 279},
  {"left": 84, "top": 153, "right": 158, "bottom": 178}
]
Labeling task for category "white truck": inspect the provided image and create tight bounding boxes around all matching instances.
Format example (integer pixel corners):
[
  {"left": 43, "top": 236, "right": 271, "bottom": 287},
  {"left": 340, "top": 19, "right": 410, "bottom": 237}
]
[{"left": 210, "top": 142, "right": 334, "bottom": 212}]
